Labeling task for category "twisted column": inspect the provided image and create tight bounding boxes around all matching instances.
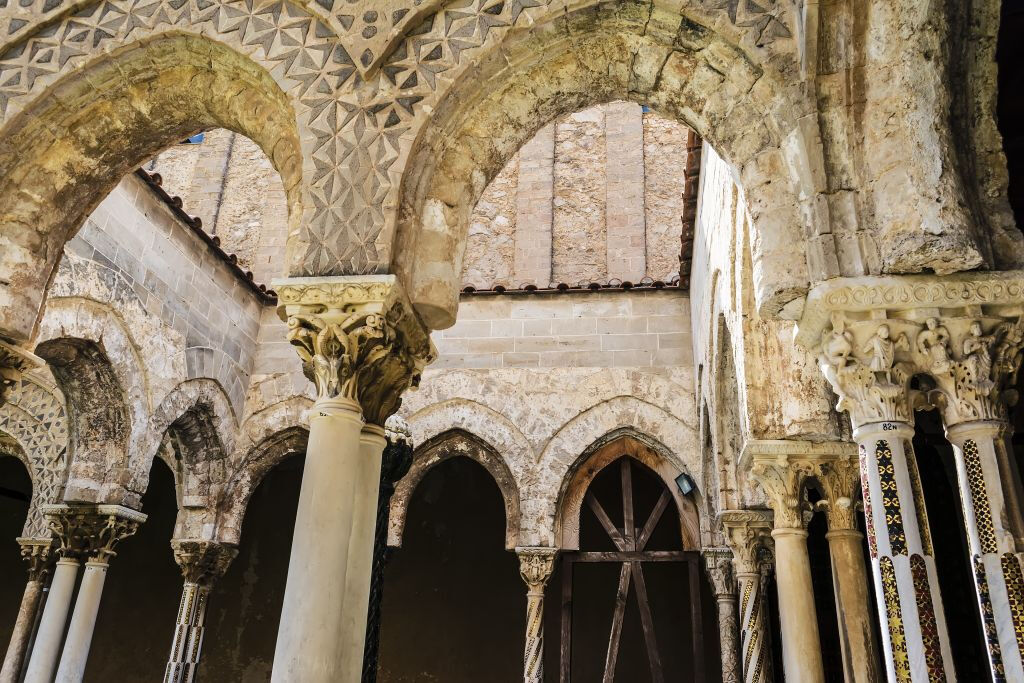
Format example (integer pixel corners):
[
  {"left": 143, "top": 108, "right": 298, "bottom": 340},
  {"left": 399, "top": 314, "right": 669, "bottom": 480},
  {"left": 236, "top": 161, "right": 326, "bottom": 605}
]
[
  {"left": 362, "top": 417, "right": 413, "bottom": 683},
  {"left": 164, "top": 540, "right": 237, "bottom": 683},
  {"left": 0, "top": 539, "right": 54, "bottom": 683},
  {"left": 270, "top": 275, "right": 435, "bottom": 683},
  {"left": 721, "top": 510, "right": 774, "bottom": 683},
  {"left": 703, "top": 548, "right": 740, "bottom": 683},
  {"left": 517, "top": 547, "right": 556, "bottom": 683}
]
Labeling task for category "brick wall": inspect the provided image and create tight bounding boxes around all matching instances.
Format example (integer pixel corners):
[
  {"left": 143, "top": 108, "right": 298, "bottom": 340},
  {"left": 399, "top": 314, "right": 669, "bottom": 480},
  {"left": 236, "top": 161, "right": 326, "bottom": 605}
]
[{"left": 62, "top": 174, "right": 264, "bottom": 413}]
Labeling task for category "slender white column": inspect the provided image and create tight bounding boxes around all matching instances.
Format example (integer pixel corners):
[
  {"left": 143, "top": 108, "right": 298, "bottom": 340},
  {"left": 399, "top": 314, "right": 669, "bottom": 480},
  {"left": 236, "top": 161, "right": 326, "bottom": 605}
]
[
  {"left": 721, "top": 510, "right": 774, "bottom": 683},
  {"left": 1, "top": 539, "right": 54, "bottom": 683},
  {"left": 771, "top": 528, "right": 823, "bottom": 683},
  {"left": 272, "top": 397, "right": 367, "bottom": 682},
  {"left": 23, "top": 558, "right": 79, "bottom": 683},
  {"left": 55, "top": 558, "right": 108, "bottom": 682},
  {"left": 517, "top": 547, "right": 556, "bottom": 683},
  {"left": 854, "top": 421, "right": 955, "bottom": 683},
  {"left": 946, "top": 420, "right": 1024, "bottom": 680}
]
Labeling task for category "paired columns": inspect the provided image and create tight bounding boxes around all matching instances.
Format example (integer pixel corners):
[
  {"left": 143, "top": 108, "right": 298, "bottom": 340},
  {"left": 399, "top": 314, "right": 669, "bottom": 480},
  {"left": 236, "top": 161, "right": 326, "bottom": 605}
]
[
  {"left": 0, "top": 539, "right": 55, "bottom": 683},
  {"left": 516, "top": 547, "right": 557, "bottom": 683},
  {"left": 23, "top": 503, "right": 145, "bottom": 683},
  {"left": 703, "top": 548, "right": 740, "bottom": 683},
  {"left": 164, "top": 540, "right": 237, "bottom": 683},
  {"left": 270, "top": 275, "right": 435, "bottom": 683},
  {"left": 721, "top": 510, "right": 774, "bottom": 683}
]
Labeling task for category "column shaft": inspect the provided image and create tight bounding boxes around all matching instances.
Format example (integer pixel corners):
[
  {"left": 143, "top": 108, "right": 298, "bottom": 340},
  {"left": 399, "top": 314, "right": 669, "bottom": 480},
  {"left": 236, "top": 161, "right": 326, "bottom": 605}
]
[
  {"left": 23, "top": 558, "right": 79, "bottom": 683},
  {"left": 855, "top": 422, "right": 955, "bottom": 682},
  {"left": 271, "top": 397, "right": 377, "bottom": 683},
  {"left": 717, "top": 595, "right": 740, "bottom": 683},
  {"left": 737, "top": 569, "right": 771, "bottom": 683},
  {"left": 165, "top": 582, "right": 210, "bottom": 683},
  {"left": 517, "top": 548, "right": 555, "bottom": 683},
  {"left": 55, "top": 558, "right": 109, "bottom": 682},
  {"left": 0, "top": 577, "right": 44, "bottom": 683},
  {"left": 772, "top": 529, "right": 824, "bottom": 683},
  {"left": 827, "top": 529, "right": 882, "bottom": 683},
  {"left": 946, "top": 420, "right": 1024, "bottom": 680}
]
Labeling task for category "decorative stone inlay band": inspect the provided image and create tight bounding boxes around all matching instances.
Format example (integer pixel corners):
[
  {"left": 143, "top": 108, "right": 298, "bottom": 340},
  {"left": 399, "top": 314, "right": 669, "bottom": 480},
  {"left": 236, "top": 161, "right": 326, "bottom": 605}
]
[
  {"left": 879, "top": 557, "right": 911, "bottom": 683},
  {"left": 273, "top": 275, "right": 436, "bottom": 425},
  {"left": 974, "top": 555, "right": 1007, "bottom": 681},
  {"left": 0, "top": 339, "right": 42, "bottom": 404}
]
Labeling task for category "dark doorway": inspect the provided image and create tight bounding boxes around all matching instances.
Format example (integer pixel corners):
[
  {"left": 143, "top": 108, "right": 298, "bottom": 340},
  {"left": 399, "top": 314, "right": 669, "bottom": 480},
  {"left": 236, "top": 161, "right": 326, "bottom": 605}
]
[
  {"left": 555, "top": 456, "right": 717, "bottom": 682},
  {"left": 912, "top": 410, "right": 987, "bottom": 680},
  {"left": 199, "top": 453, "right": 303, "bottom": 681},
  {"left": 86, "top": 457, "right": 180, "bottom": 681},
  {"left": 378, "top": 455, "right": 523, "bottom": 682},
  {"left": 0, "top": 454, "right": 32, "bottom": 653}
]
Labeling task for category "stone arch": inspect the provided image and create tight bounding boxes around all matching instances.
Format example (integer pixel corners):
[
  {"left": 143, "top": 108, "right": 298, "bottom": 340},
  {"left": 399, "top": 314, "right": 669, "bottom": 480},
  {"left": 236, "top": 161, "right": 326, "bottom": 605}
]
[
  {"left": 394, "top": 2, "right": 823, "bottom": 328},
  {"left": 389, "top": 429, "right": 522, "bottom": 550},
  {"left": 0, "top": 32, "right": 304, "bottom": 343},
  {"left": 554, "top": 430, "right": 701, "bottom": 551},
  {"left": 0, "top": 368, "right": 68, "bottom": 538},
  {"left": 134, "top": 379, "right": 237, "bottom": 512}
]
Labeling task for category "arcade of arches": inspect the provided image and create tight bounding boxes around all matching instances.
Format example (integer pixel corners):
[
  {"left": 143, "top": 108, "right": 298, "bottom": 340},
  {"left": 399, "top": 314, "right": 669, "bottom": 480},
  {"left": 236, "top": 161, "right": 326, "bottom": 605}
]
[{"left": 3, "top": 1, "right": 1024, "bottom": 682}]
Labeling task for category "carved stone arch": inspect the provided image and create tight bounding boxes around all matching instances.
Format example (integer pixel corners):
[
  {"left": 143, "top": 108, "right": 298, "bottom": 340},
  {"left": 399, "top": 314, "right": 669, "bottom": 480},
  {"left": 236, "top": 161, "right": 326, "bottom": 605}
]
[
  {"left": 389, "top": 429, "right": 521, "bottom": 550},
  {"left": 393, "top": 2, "right": 823, "bottom": 328},
  {"left": 0, "top": 368, "right": 68, "bottom": 538},
  {"left": 134, "top": 379, "right": 238, "bottom": 512},
  {"left": 554, "top": 429, "right": 701, "bottom": 551},
  {"left": 0, "top": 32, "right": 305, "bottom": 343},
  {"left": 34, "top": 297, "right": 154, "bottom": 506},
  {"left": 536, "top": 396, "right": 701, "bottom": 548},
  {"left": 215, "top": 426, "right": 309, "bottom": 546}
]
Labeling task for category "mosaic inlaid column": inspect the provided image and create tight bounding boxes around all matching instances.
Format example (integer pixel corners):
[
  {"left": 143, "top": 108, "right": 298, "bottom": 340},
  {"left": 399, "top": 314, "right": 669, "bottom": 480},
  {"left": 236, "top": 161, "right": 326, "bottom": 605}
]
[
  {"left": 517, "top": 547, "right": 556, "bottom": 683},
  {"left": 817, "top": 455, "right": 882, "bottom": 683},
  {"left": 748, "top": 453, "right": 823, "bottom": 683},
  {"left": 721, "top": 510, "right": 774, "bottom": 683},
  {"left": 270, "top": 276, "right": 434, "bottom": 683},
  {"left": 703, "top": 548, "right": 740, "bottom": 683},
  {"left": 0, "top": 539, "right": 54, "bottom": 683},
  {"left": 50, "top": 504, "right": 146, "bottom": 682},
  {"left": 164, "top": 540, "right": 238, "bottom": 683},
  {"left": 945, "top": 420, "right": 1024, "bottom": 680}
]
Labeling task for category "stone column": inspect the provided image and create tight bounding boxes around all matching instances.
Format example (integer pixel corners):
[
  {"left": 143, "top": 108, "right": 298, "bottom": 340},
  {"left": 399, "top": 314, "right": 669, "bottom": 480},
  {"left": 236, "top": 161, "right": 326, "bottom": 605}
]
[
  {"left": 362, "top": 417, "right": 414, "bottom": 683},
  {"left": 746, "top": 446, "right": 823, "bottom": 683},
  {"left": 721, "top": 510, "right": 774, "bottom": 683},
  {"left": 703, "top": 548, "right": 740, "bottom": 683},
  {"left": 0, "top": 539, "right": 55, "bottom": 683},
  {"left": 164, "top": 540, "right": 238, "bottom": 683},
  {"left": 270, "top": 275, "right": 435, "bottom": 683},
  {"left": 0, "top": 339, "right": 42, "bottom": 408},
  {"left": 516, "top": 547, "right": 556, "bottom": 683},
  {"left": 945, "top": 419, "right": 1024, "bottom": 680},
  {"left": 23, "top": 557, "right": 79, "bottom": 683},
  {"left": 49, "top": 504, "right": 145, "bottom": 683},
  {"left": 816, "top": 455, "right": 882, "bottom": 683}
]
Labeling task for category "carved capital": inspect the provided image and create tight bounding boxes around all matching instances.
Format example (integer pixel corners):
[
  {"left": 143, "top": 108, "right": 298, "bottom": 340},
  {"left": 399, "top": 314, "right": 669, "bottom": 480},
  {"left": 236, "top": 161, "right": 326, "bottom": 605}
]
[
  {"left": 517, "top": 547, "right": 557, "bottom": 595},
  {"left": 171, "top": 539, "right": 238, "bottom": 585},
  {"left": 42, "top": 503, "right": 146, "bottom": 563},
  {"left": 273, "top": 275, "right": 437, "bottom": 425},
  {"left": 0, "top": 340, "right": 42, "bottom": 405},
  {"left": 702, "top": 547, "right": 735, "bottom": 598},
  {"left": 17, "top": 537, "right": 56, "bottom": 581},
  {"left": 815, "top": 455, "right": 861, "bottom": 530},
  {"left": 798, "top": 273, "right": 1024, "bottom": 429},
  {"left": 719, "top": 509, "right": 774, "bottom": 576}
]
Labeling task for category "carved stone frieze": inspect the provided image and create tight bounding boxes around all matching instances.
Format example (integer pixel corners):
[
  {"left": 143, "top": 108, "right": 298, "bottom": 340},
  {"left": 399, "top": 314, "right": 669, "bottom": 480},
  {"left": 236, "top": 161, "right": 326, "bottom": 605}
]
[
  {"left": 798, "top": 273, "right": 1024, "bottom": 429},
  {"left": 273, "top": 275, "right": 437, "bottom": 425},
  {"left": 0, "top": 340, "right": 42, "bottom": 405},
  {"left": 171, "top": 539, "right": 238, "bottom": 586},
  {"left": 42, "top": 503, "right": 146, "bottom": 562},
  {"left": 720, "top": 509, "right": 774, "bottom": 576},
  {"left": 516, "top": 546, "right": 557, "bottom": 595}
]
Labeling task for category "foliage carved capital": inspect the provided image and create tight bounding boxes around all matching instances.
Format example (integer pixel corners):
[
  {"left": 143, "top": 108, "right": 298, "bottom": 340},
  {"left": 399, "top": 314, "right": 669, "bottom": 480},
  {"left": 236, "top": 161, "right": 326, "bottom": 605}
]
[
  {"left": 274, "top": 275, "right": 437, "bottom": 426},
  {"left": 17, "top": 537, "right": 56, "bottom": 581},
  {"left": 516, "top": 546, "right": 557, "bottom": 594},
  {"left": 719, "top": 509, "right": 774, "bottom": 576},
  {"left": 171, "top": 538, "right": 238, "bottom": 585},
  {"left": 42, "top": 503, "right": 146, "bottom": 563}
]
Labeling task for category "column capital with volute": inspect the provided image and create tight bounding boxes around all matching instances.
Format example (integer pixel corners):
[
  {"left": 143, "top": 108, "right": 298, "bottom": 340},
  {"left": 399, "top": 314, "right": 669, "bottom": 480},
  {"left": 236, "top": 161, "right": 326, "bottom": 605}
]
[
  {"left": 42, "top": 503, "right": 146, "bottom": 563},
  {"left": 273, "top": 275, "right": 437, "bottom": 426},
  {"left": 719, "top": 509, "right": 774, "bottom": 577}
]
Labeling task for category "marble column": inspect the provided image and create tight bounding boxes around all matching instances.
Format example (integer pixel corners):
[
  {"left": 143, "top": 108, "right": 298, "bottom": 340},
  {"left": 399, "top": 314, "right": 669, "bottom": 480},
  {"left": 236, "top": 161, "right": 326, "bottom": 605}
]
[
  {"left": 703, "top": 548, "right": 740, "bottom": 683},
  {"left": 945, "top": 420, "right": 1024, "bottom": 680},
  {"left": 362, "top": 417, "right": 414, "bottom": 683},
  {"left": 270, "top": 275, "right": 435, "bottom": 683},
  {"left": 1, "top": 539, "right": 54, "bottom": 683},
  {"left": 721, "top": 510, "right": 774, "bottom": 683},
  {"left": 516, "top": 547, "right": 556, "bottom": 683},
  {"left": 747, "top": 446, "right": 823, "bottom": 683},
  {"left": 23, "top": 504, "right": 145, "bottom": 683},
  {"left": 817, "top": 456, "right": 882, "bottom": 683},
  {"left": 164, "top": 540, "right": 238, "bottom": 683}
]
